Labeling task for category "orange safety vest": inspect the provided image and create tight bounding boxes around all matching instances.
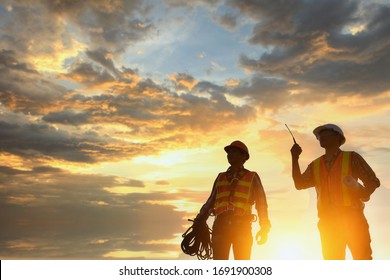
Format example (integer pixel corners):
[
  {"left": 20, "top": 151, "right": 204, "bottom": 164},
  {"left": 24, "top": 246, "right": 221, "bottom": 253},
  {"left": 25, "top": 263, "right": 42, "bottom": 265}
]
[
  {"left": 312, "top": 151, "right": 361, "bottom": 215},
  {"left": 214, "top": 171, "right": 256, "bottom": 216}
]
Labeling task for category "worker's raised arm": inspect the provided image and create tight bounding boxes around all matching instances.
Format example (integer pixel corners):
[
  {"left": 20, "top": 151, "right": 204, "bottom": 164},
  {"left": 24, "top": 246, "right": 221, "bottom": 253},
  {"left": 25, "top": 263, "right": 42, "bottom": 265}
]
[{"left": 290, "top": 143, "right": 307, "bottom": 190}]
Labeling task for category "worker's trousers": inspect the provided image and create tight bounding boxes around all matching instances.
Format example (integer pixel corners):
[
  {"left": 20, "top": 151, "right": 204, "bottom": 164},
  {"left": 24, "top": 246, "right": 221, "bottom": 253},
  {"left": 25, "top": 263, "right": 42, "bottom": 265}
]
[
  {"left": 318, "top": 209, "right": 372, "bottom": 260},
  {"left": 211, "top": 213, "right": 253, "bottom": 260}
]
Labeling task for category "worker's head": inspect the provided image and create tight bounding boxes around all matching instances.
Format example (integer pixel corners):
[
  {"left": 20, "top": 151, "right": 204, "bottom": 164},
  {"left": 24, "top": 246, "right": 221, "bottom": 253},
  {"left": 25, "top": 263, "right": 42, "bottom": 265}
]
[
  {"left": 224, "top": 140, "right": 250, "bottom": 165},
  {"left": 313, "top": 124, "right": 346, "bottom": 148}
]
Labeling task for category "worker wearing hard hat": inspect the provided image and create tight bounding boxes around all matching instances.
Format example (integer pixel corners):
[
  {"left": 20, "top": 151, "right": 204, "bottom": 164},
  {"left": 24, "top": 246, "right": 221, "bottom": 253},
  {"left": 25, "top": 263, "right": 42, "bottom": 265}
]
[
  {"left": 290, "top": 124, "right": 381, "bottom": 259},
  {"left": 195, "top": 140, "right": 271, "bottom": 260}
]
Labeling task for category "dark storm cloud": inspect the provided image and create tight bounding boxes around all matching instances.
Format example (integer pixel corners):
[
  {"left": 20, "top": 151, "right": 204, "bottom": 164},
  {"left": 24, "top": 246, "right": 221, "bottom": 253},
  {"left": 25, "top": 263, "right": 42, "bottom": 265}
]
[
  {"left": 0, "top": 50, "right": 66, "bottom": 113},
  {"left": 0, "top": 1, "right": 156, "bottom": 77},
  {"left": 217, "top": 12, "right": 238, "bottom": 30},
  {"left": 193, "top": 80, "right": 225, "bottom": 94},
  {"left": 0, "top": 115, "right": 151, "bottom": 163},
  {"left": 229, "top": 0, "right": 300, "bottom": 24},
  {"left": 0, "top": 166, "right": 186, "bottom": 259},
  {"left": 292, "top": 55, "right": 390, "bottom": 96},
  {"left": 86, "top": 49, "right": 121, "bottom": 77},
  {"left": 0, "top": 50, "right": 37, "bottom": 73},
  {"left": 42, "top": 109, "right": 90, "bottom": 126},
  {"left": 84, "top": 48, "right": 141, "bottom": 84},
  {"left": 230, "top": 76, "right": 292, "bottom": 109},
  {"left": 46, "top": 0, "right": 155, "bottom": 53},
  {"left": 228, "top": 0, "right": 356, "bottom": 45},
  {"left": 0, "top": 2, "right": 71, "bottom": 58},
  {"left": 0, "top": 119, "right": 95, "bottom": 162},
  {"left": 62, "top": 61, "right": 116, "bottom": 86},
  {"left": 289, "top": 0, "right": 357, "bottom": 35},
  {"left": 165, "top": 0, "right": 221, "bottom": 8},
  {"left": 228, "top": 0, "right": 390, "bottom": 104}
]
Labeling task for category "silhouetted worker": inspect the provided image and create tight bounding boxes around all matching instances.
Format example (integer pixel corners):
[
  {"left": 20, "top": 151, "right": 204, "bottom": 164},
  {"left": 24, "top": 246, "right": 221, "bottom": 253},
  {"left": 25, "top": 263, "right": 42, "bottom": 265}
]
[
  {"left": 290, "top": 124, "right": 380, "bottom": 260},
  {"left": 195, "top": 140, "right": 271, "bottom": 260}
]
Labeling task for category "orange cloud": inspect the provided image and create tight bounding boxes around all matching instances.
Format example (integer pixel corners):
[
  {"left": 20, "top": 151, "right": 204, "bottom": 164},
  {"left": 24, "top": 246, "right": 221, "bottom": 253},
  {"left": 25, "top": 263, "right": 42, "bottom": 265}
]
[{"left": 169, "top": 73, "right": 198, "bottom": 91}]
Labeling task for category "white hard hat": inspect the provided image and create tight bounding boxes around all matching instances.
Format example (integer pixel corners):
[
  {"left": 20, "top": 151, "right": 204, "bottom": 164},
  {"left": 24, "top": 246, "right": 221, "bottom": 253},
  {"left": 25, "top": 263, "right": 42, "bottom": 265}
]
[{"left": 313, "top": 124, "right": 346, "bottom": 145}]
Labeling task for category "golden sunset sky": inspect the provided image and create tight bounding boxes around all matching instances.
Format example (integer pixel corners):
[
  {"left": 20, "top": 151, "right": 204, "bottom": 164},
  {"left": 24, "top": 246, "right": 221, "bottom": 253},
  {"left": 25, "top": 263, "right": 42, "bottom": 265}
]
[{"left": 0, "top": 0, "right": 389, "bottom": 260}]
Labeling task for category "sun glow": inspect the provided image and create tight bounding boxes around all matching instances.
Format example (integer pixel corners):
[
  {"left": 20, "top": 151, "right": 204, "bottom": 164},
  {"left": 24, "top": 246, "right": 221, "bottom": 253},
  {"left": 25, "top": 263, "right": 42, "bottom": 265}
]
[
  {"left": 134, "top": 151, "right": 189, "bottom": 167},
  {"left": 133, "top": 147, "right": 215, "bottom": 168},
  {"left": 31, "top": 39, "right": 87, "bottom": 73},
  {"left": 251, "top": 226, "right": 322, "bottom": 260},
  {"left": 144, "top": 199, "right": 201, "bottom": 214}
]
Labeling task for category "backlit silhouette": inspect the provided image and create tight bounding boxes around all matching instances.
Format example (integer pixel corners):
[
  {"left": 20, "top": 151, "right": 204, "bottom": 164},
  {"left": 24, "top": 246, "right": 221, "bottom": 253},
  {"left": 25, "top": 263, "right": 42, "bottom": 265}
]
[
  {"left": 290, "top": 124, "right": 381, "bottom": 259},
  {"left": 191, "top": 140, "right": 271, "bottom": 260}
]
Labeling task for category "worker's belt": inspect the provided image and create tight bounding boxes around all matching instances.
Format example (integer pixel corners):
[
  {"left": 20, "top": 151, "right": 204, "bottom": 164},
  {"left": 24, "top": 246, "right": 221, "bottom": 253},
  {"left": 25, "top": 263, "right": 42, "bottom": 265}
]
[
  {"left": 216, "top": 211, "right": 257, "bottom": 223},
  {"left": 318, "top": 204, "right": 365, "bottom": 219}
]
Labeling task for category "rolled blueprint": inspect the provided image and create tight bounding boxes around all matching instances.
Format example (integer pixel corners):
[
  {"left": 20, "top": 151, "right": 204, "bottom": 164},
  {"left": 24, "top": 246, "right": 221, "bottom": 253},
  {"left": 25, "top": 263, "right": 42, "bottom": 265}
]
[
  {"left": 343, "top": 175, "right": 360, "bottom": 189},
  {"left": 343, "top": 175, "right": 369, "bottom": 202}
]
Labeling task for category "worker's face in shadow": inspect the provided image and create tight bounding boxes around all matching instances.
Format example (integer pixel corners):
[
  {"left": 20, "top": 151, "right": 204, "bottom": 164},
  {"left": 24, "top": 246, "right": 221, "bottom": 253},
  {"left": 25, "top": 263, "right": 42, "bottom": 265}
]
[
  {"left": 226, "top": 147, "right": 247, "bottom": 166},
  {"left": 318, "top": 129, "right": 342, "bottom": 148}
]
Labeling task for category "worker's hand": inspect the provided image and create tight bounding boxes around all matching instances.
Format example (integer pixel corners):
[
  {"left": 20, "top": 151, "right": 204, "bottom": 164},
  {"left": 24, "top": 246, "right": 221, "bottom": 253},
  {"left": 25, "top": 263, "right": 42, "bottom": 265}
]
[
  {"left": 353, "top": 187, "right": 371, "bottom": 202},
  {"left": 256, "top": 230, "right": 268, "bottom": 245},
  {"left": 290, "top": 143, "right": 302, "bottom": 160}
]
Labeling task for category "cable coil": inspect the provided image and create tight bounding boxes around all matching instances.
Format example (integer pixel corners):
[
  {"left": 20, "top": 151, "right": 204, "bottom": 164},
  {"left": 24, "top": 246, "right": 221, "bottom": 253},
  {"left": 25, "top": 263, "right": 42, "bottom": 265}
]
[{"left": 181, "top": 219, "right": 213, "bottom": 260}]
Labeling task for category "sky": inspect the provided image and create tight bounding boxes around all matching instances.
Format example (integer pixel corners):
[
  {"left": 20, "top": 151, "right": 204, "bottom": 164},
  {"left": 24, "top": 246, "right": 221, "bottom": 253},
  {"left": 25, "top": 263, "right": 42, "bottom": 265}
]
[{"left": 0, "top": 0, "right": 389, "bottom": 260}]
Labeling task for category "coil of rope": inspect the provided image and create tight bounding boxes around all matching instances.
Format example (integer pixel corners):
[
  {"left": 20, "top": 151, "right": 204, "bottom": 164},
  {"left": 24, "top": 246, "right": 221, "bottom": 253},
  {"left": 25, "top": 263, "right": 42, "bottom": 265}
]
[{"left": 181, "top": 219, "right": 213, "bottom": 260}]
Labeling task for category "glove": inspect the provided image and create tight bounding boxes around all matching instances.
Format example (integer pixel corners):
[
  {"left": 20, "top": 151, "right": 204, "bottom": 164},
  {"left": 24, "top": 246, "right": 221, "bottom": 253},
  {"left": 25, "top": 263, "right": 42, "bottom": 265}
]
[
  {"left": 290, "top": 143, "right": 302, "bottom": 160},
  {"left": 256, "top": 228, "right": 269, "bottom": 245}
]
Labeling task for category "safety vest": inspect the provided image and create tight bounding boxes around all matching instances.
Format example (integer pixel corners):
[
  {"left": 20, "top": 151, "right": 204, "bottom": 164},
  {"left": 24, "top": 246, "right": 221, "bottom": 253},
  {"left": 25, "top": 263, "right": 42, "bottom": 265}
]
[
  {"left": 213, "top": 171, "right": 256, "bottom": 216},
  {"left": 312, "top": 151, "right": 360, "bottom": 215}
]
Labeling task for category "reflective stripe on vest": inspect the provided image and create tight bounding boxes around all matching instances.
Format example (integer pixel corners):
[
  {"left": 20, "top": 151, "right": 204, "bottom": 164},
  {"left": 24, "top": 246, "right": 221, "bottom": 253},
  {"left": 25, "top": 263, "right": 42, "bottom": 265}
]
[
  {"left": 312, "top": 151, "right": 353, "bottom": 208},
  {"left": 214, "top": 171, "right": 256, "bottom": 216}
]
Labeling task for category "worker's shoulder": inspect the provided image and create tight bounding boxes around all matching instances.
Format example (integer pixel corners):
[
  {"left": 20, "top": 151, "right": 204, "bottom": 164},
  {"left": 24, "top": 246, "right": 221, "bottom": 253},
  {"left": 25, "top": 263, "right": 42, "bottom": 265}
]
[
  {"left": 342, "top": 150, "right": 361, "bottom": 158},
  {"left": 242, "top": 168, "right": 256, "bottom": 174},
  {"left": 342, "top": 150, "right": 357, "bottom": 154},
  {"left": 244, "top": 169, "right": 261, "bottom": 180}
]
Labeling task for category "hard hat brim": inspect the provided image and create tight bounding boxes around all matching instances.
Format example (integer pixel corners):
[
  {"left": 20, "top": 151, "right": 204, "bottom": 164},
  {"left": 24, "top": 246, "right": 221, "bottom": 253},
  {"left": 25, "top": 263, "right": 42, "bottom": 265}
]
[
  {"left": 224, "top": 143, "right": 250, "bottom": 160},
  {"left": 313, "top": 124, "right": 346, "bottom": 145}
]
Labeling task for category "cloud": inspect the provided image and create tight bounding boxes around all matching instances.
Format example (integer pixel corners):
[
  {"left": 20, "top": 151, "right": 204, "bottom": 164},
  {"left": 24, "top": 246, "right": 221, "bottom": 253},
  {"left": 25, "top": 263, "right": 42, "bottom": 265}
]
[
  {"left": 0, "top": 1, "right": 156, "bottom": 92},
  {"left": 0, "top": 3, "right": 70, "bottom": 56},
  {"left": 170, "top": 73, "right": 198, "bottom": 91},
  {"left": 217, "top": 12, "right": 238, "bottom": 30},
  {"left": 155, "top": 180, "right": 170, "bottom": 185},
  {"left": 42, "top": 109, "right": 90, "bottom": 126},
  {"left": 1, "top": 0, "right": 389, "bottom": 260},
  {"left": 231, "top": 0, "right": 390, "bottom": 105},
  {"left": 1, "top": 46, "right": 257, "bottom": 163},
  {"left": 2, "top": 0, "right": 388, "bottom": 116},
  {"left": 86, "top": 49, "right": 120, "bottom": 77},
  {"left": 0, "top": 50, "right": 67, "bottom": 114},
  {"left": 62, "top": 61, "right": 116, "bottom": 87},
  {"left": 0, "top": 165, "right": 186, "bottom": 259},
  {"left": 227, "top": 0, "right": 301, "bottom": 26},
  {"left": 230, "top": 76, "right": 293, "bottom": 110},
  {"left": 0, "top": 110, "right": 154, "bottom": 163},
  {"left": 1, "top": 0, "right": 387, "bottom": 164},
  {"left": 165, "top": 0, "right": 220, "bottom": 9}
]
